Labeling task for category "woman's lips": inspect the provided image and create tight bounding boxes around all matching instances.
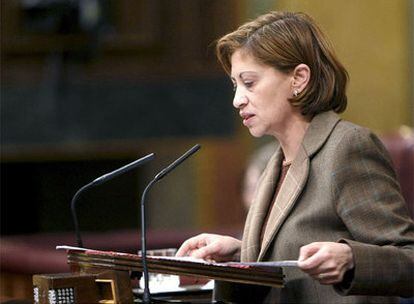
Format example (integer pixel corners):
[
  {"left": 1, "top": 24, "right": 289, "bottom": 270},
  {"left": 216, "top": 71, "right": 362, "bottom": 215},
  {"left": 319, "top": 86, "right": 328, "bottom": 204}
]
[{"left": 241, "top": 113, "right": 255, "bottom": 126}]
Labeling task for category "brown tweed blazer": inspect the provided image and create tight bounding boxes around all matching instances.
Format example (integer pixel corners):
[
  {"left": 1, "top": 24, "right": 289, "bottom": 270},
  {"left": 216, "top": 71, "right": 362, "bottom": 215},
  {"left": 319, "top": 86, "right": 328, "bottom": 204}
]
[{"left": 241, "top": 111, "right": 414, "bottom": 303}]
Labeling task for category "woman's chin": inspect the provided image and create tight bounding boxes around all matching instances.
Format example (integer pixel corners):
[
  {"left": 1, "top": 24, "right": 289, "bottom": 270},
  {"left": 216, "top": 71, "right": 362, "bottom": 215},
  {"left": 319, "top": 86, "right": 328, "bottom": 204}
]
[{"left": 248, "top": 128, "right": 264, "bottom": 138}]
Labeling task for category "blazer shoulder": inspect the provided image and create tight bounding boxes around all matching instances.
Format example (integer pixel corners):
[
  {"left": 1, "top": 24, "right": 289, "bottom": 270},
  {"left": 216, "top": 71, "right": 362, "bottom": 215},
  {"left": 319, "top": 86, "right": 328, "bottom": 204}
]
[
  {"left": 328, "top": 120, "right": 383, "bottom": 148},
  {"left": 331, "top": 120, "right": 370, "bottom": 139},
  {"left": 325, "top": 120, "right": 394, "bottom": 171}
]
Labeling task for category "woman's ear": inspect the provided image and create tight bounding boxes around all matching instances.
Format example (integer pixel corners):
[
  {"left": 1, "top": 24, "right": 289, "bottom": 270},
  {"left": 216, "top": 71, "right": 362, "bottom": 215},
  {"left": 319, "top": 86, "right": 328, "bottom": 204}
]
[{"left": 292, "top": 64, "right": 311, "bottom": 92}]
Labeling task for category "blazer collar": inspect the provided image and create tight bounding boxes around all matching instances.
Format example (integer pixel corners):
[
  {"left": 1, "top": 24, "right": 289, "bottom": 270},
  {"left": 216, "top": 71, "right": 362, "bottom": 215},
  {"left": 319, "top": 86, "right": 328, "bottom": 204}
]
[
  {"left": 244, "top": 111, "right": 341, "bottom": 261},
  {"left": 302, "top": 111, "right": 341, "bottom": 158}
]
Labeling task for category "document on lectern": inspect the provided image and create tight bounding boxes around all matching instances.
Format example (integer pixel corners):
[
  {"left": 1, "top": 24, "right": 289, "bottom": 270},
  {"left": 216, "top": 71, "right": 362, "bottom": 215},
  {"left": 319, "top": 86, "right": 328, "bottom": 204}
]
[{"left": 57, "top": 245, "right": 289, "bottom": 288}]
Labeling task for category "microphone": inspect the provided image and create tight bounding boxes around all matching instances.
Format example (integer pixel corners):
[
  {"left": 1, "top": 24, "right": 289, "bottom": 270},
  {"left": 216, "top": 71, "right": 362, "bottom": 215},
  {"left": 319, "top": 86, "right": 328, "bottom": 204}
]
[
  {"left": 140, "top": 144, "right": 201, "bottom": 304},
  {"left": 71, "top": 153, "right": 155, "bottom": 247},
  {"left": 91, "top": 154, "right": 155, "bottom": 186},
  {"left": 153, "top": 144, "right": 201, "bottom": 181}
]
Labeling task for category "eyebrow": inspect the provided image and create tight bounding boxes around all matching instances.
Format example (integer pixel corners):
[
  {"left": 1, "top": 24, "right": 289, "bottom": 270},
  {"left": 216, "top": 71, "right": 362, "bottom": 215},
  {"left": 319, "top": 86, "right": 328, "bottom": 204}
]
[
  {"left": 239, "top": 71, "right": 257, "bottom": 77},
  {"left": 231, "top": 71, "right": 257, "bottom": 80}
]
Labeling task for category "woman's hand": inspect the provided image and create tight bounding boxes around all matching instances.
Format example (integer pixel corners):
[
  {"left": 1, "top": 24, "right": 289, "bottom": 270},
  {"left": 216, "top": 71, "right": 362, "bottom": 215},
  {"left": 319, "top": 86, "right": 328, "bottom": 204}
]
[
  {"left": 297, "top": 242, "right": 354, "bottom": 285},
  {"left": 175, "top": 233, "right": 241, "bottom": 262}
]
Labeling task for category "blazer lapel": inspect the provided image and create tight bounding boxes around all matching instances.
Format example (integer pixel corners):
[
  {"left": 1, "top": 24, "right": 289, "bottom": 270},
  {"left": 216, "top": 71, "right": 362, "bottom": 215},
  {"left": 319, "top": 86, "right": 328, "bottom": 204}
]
[
  {"left": 242, "top": 148, "right": 284, "bottom": 261},
  {"left": 258, "top": 146, "right": 309, "bottom": 260},
  {"left": 257, "top": 111, "right": 341, "bottom": 261},
  {"left": 242, "top": 111, "right": 342, "bottom": 262}
]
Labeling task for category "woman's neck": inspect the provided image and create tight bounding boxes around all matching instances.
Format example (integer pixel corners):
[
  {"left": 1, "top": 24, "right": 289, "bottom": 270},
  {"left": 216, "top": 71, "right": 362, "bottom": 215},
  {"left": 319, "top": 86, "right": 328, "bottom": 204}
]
[{"left": 273, "top": 114, "right": 310, "bottom": 163}]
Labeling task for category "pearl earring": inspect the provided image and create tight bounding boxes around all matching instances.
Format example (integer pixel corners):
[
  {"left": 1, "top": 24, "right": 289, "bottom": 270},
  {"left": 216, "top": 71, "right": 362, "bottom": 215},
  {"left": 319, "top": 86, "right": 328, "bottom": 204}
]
[{"left": 293, "top": 89, "right": 299, "bottom": 97}]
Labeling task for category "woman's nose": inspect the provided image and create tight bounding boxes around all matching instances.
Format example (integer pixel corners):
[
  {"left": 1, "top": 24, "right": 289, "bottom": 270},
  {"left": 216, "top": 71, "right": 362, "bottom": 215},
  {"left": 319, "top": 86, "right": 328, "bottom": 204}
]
[{"left": 233, "top": 90, "right": 248, "bottom": 108}]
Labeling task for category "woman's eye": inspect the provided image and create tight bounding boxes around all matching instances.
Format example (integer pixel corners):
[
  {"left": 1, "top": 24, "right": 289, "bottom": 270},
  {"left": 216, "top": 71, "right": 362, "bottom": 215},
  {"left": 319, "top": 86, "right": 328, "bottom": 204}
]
[{"left": 244, "top": 81, "right": 254, "bottom": 88}]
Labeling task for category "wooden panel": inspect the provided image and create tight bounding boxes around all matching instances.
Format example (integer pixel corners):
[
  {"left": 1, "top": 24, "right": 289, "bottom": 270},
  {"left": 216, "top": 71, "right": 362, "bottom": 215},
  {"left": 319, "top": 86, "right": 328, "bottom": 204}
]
[
  {"left": 195, "top": 138, "right": 246, "bottom": 229},
  {"left": 275, "top": 0, "right": 413, "bottom": 131},
  {"left": 0, "top": 272, "right": 33, "bottom": 301}
]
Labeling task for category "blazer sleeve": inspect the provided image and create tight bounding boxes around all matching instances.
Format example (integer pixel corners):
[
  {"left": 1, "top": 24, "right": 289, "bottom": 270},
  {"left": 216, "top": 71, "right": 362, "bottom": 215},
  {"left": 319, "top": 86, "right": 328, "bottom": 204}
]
[{"left": 330, "top": 127, "right": 414, "bottom": 297}]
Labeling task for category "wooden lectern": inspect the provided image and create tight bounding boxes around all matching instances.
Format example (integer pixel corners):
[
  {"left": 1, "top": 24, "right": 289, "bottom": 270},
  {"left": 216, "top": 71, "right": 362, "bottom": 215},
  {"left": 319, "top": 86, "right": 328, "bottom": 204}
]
[{"left": 33, "top": 247, "right": 285, "bottom": 303}]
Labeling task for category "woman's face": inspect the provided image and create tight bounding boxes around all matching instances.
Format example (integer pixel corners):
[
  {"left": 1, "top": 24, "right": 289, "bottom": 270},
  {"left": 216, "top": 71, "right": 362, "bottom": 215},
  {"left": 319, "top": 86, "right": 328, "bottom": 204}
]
[{"left": 230, "top": 49, "right": 295, "bottom": 138}]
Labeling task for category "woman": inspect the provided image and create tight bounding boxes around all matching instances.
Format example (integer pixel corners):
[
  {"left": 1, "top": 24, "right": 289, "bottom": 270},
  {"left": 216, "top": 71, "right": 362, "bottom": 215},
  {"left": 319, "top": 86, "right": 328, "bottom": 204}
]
[{"left": 176, "top": 11, "right": 414, "bottom": 303}]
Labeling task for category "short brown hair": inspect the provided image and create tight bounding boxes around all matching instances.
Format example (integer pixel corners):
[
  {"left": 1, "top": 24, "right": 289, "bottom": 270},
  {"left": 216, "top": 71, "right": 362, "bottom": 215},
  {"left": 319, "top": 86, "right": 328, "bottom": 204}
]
[{"left": 216, "top": 11, "right": 348, "bottom": 115}]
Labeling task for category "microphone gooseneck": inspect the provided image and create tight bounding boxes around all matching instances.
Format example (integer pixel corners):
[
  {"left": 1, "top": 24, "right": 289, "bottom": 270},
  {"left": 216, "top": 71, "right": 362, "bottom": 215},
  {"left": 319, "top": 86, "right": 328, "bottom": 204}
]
[
  {"left": 140, "top": 179, "right": 157, "bottom": 304},
  {"left": 71, "top": 183, "right": 94, "bottom": 248},
  {"left": 140, "top": 144, "right": 201, "bottom": 304},
  {"left": 71, "top": 153, "right": 155, "bottom": 247}
]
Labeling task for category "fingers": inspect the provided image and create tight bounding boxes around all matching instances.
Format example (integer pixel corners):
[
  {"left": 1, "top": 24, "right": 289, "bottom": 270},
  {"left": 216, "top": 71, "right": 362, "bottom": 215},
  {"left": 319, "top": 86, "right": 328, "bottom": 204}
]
[
  {"left": 316, "top": 272, "right": 343, "bottom": 285},
  {"left": 176, "top": 233, "right": 223, "bottom": 260},
  {"left": 175, "top": 234, "right": 207, "bottom": 257},
  {"left": 191, "top": 242, "right": 221, "bottom": 260},
  {"left": 298, "top": 242, "right": 320, "bottom": 262},
  {"left": 297, "top": 242, "right": 354, "bottom": 285},
  {"left": 175, "top": 241, "right": 192, "bottom": 257},
  {"left": 298, "top": 242, "right": 324, "bottom": 270},
  {"left": 176, "top": 234, "right": 241, "bottom": 262}
]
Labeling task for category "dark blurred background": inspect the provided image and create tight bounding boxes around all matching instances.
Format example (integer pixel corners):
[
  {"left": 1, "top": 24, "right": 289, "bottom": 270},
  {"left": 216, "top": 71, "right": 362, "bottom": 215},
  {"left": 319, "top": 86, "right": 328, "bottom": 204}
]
[
  {"left": 1, "top": 0, "right": 413, "bottom": 301},
  {"left": 1, "top": 0, "right": 242, "bottom": 236}
]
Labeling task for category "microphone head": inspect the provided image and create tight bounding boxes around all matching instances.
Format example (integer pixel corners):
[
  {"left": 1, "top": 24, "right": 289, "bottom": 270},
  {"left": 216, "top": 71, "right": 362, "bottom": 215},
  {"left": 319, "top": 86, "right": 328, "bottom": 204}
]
[
  {"left": 154, "top": 144, "right": 201, "bottom": 181},
  {"left": 92, "top": 153, "right": 155, "bottom": 185}
]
